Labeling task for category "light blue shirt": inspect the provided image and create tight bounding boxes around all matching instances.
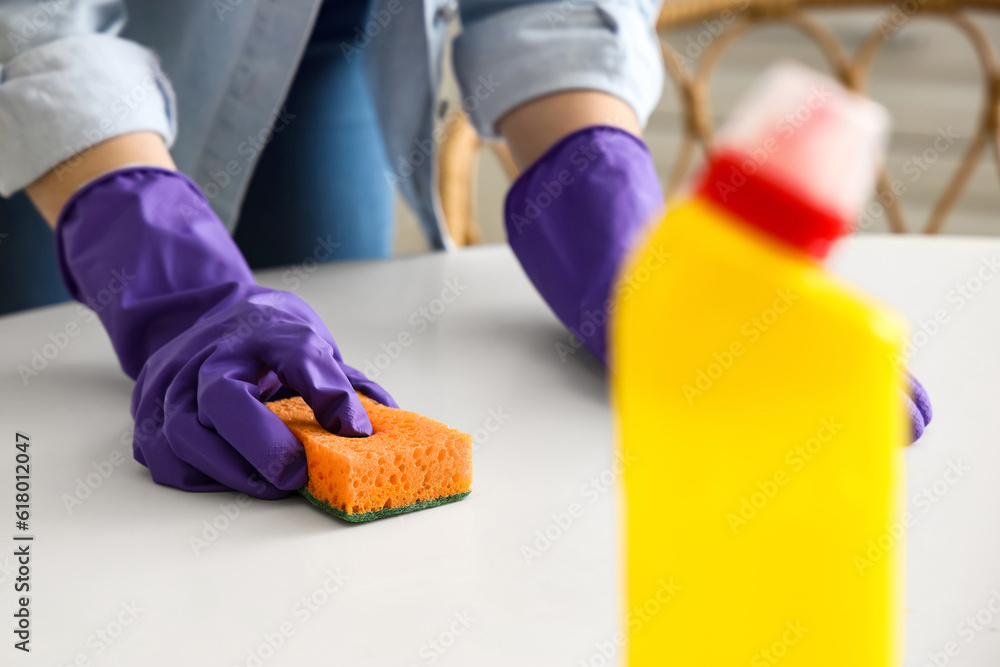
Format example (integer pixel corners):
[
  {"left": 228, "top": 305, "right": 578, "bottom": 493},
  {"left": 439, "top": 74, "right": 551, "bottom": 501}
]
[{"left": 0, "top": 0, "right": 663, "bottom": 249}]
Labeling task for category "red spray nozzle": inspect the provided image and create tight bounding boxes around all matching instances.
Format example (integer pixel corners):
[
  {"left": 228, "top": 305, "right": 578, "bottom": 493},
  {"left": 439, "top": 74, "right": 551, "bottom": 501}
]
[{"left": 696, "top": 62, "right": 891, "bottom": 258}]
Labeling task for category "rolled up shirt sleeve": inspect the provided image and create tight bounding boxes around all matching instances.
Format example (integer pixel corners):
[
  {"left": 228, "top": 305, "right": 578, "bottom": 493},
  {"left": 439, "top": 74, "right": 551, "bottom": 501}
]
[
  {"left": 0, "top": 0, "right": 176, "bottom": 197},
  {"left": 452, "top": 0, "right": 664, "bottom": 140}
]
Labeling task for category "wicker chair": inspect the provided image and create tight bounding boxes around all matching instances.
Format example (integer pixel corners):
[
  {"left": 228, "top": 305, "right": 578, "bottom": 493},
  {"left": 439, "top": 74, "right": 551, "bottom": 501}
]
[{"left": 437, "top": 0, "right": 1000, "bottom": 244}]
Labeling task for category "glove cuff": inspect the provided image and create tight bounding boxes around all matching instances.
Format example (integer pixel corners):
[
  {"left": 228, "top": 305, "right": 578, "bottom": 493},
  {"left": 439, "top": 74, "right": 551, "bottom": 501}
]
[
  {"left": 56, "top": 167, "right": 256, "bottom": 377},
  {"left": 505, "top": 125, "right": 663, "bottom": 363}
]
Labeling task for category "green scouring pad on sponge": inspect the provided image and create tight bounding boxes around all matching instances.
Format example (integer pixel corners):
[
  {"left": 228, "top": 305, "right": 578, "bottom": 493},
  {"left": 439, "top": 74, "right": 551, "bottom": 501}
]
[{"left": 267, "top": 396, "right": 473, "bottom": 522}]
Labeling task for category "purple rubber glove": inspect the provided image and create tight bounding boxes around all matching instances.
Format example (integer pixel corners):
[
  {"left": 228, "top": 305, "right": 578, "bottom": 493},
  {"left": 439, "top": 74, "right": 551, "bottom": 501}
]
[
  {"left": 504, "top": 125, "right": 932, "bottom": 443},
  {"left": 505, "top": 126, "right": 664, "bottom": 364},
  {"left": 907, "top": 374, "right": 933, "bottom": 441},
  {"left": 57, "top": 168, "right": 395, "bottom": 498}
]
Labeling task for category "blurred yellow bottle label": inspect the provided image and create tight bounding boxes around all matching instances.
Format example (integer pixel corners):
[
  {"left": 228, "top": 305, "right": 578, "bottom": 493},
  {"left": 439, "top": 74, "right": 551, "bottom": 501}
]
[{"left": 611, "top": 199, "right": 908, "bottom": 666}]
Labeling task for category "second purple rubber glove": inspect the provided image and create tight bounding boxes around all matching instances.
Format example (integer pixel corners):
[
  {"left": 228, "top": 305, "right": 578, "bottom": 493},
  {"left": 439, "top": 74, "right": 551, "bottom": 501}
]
[
  {"left": 505, "top": 126, "right": 664, "bottom": 364},
  {"left": 57, "top": 168, "right": 395, "bottom": 498},
  {"left": 504, "top": 125, "right": 932, "bottom": 442}
]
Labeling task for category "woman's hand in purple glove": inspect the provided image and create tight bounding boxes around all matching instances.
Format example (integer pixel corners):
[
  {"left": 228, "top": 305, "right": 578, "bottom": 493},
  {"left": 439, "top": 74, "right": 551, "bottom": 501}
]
[
  {"left": 504, "top": 126, "right": 664, "bottom": 364},
  {"left": 58, "top": 168, "right": 394, "bottom": 498},
  {"left": 907, "top": 373, "right": 933, "bottom": 442},
  {"left": 504, "top": 125, "right": 932, "bottom": 443},
  {"left": 131, "top": 288, "right": 395, "bottom": 498}
]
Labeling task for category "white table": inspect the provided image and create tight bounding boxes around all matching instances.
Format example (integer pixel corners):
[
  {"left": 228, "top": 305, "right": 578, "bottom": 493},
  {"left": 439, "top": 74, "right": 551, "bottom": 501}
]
[{"left": 1, "top": 238, "right": 998, "bottom": 666}]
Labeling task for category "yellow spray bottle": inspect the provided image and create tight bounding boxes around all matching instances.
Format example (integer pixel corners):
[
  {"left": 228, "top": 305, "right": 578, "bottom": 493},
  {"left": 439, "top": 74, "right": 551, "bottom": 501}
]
[{"left": 612, "top": 63, "right": 908, "bottom": 666}]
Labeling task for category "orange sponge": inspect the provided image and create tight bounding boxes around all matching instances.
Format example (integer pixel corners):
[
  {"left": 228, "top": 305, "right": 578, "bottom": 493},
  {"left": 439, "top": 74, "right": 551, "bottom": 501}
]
[{"left": 267, "top": 395, "right": 472, "bottom": 522}]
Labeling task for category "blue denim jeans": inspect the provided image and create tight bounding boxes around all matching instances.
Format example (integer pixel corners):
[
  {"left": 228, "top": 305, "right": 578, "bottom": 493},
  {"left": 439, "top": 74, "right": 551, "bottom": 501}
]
[
  {"left": 0, "top": 0, "right": 393, "bottom": 315},
  {"left": 234, "top": 0, "right": 395, "bottom": 269},
  {"left": 0, "top": 192, "right": 69, "bottom": 314}
]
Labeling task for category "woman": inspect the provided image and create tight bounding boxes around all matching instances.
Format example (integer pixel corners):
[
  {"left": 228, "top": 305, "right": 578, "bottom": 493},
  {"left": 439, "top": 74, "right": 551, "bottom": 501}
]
[{"left": 0, "top": 0, "right": 928, "bottom": 498}]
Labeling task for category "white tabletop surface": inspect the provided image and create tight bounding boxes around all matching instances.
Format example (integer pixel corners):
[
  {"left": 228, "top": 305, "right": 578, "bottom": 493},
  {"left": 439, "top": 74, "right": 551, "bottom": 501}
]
[{"left": 1, "top": 237, "right": 999, "bottom": 666}]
